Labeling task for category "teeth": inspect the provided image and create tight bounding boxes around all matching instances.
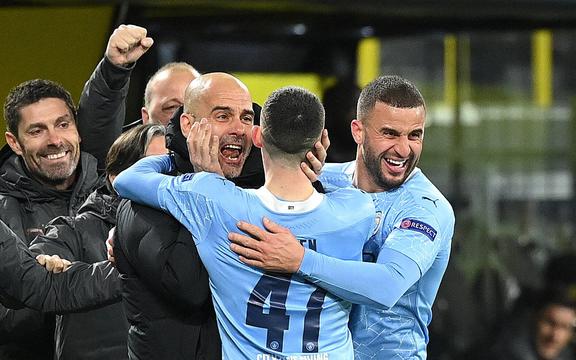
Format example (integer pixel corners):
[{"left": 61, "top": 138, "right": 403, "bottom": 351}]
[
  {"left": 224, "top": 145, "right": 242, "bottom": 150},
  {"left": 386, "top": 158, "right": 406, "bottom": 166},
  {"left": 221, "top": 144, "right": 242, "bottom": 161},
  {"left": 46, "top": 152, "right": 66, "bottom": 160}
]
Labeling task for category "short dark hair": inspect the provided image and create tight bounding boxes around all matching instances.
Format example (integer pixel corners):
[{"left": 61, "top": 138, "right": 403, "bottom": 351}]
[
  {"left": 105, "top": 124, "right": 165, "bottom": 190},
  {"left": 535, "top": 285, "right": 576, "bottom": 312},
  {"left": 3, "top": 79, "right": 77, "bottom": 136},
  {"left": 357, "top": 75, "right": 425, "bottom": 121},
  {"left": 261, "top": 86, "right": 325, "bottom": 164}
]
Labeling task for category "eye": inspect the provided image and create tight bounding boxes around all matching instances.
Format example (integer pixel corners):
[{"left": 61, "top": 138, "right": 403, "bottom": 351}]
[
  {"left": 241, "top": 115, "right": 254, "bottom": 124},
  {"left": 382, "top": 129, "right": 396, "bottom": 137},
  {"left": 408, "top": 131, "right": 423, "bottom": 140},
  {"left": 28, "top": 128, "right": 42, "bottom": 136},
  {"left": 163, "top": 105, "right": 180, "bottom": 113},
  {"left": 215, "top": 113, "right": 229, "bottom": 121},
  {"left": 58, "top": 121, "right": 70, "bottom": 129}
]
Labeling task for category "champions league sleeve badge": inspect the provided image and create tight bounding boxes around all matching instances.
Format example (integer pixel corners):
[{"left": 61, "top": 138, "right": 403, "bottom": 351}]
[{"left": 399, "top": 218, "right": 437, "bottom": 241}]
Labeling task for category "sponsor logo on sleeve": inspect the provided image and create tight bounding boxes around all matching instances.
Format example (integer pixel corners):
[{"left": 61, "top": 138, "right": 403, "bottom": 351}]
[{"left": 399, "top": 218, "right": 437, "bottom": 241}]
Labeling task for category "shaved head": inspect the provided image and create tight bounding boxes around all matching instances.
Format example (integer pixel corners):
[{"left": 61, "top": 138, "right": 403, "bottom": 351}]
[{"left": 180, "top": 72, "right": 254, "bottom": 179}]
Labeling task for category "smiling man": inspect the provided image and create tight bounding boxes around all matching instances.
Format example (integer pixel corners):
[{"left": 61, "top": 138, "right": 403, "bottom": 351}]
[
  {"left": 0, "top": 79, "right": 103, "bottom": 359},
  {"left": 180, "top": 72, "right": 254, "bottom": 179},
  {"left": 1, "top": 79, "right": 98, "bottom": 242},
  {"left": 227, "top": 75, "right": 455, "bottom": 360},
  {"left": 5, "top": 97, "right": 80, "bottom": 190}
]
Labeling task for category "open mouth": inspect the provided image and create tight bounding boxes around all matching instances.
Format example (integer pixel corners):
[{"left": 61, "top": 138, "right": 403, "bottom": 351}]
[
  {"left": 384, "top": 158, "right": 407, "bottom": 168},
  {"left": 220, "top": 144, "right": 243, "bottom": 162},
  {"left": 43, "top": 151, "right": 68, "bottom": 160}
]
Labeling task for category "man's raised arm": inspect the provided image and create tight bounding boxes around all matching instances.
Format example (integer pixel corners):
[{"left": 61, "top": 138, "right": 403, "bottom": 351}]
[{"left": 77, "top": 24, "right": 153, "bottom": 171}]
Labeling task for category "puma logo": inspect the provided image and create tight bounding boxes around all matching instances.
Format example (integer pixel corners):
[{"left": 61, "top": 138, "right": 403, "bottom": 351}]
[{"left": 422, "top": 196, "right": 439, "bottom": 207}]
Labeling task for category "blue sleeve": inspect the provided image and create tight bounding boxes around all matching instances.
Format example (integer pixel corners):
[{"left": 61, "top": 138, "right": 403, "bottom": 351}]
[
  {"left": 113, "top": 154, "right": 175, "bottom": 209},
  {"left": 297, "top": 246, "right": 420, "bottom": 309}
]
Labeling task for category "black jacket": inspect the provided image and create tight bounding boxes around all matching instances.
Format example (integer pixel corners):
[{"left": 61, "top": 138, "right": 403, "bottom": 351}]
[
  {"left": 113, "top": 107, "right": 266, "bottom": 359},
  {"left": 77, "top": 56, "right": 134, "bottom": 172},
  {"left": 0, "top": 219, "right": 121, "bottom": 313},
  {"left": 0, "top": 152, "right": 102, "bottom": 244},
  {"left": 0, "top": 151, "right": 102, "bottom": 360},
  {"left": 30, "top": 185, "right": 128, "bottom": 360},
  {"left": 115, "top": 200, "right": 220, "bottom": 360},
  {"left": 0, "top": 56, "right": 129, "bottom": 360}
]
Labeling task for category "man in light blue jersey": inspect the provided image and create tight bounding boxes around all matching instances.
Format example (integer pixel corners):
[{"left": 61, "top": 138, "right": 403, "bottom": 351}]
[
  {"left": 228, "top": 75, "right": 455, "bottom": 359},
  {"left": 114, "top": 79, "right": 382, "bottom": 359}
]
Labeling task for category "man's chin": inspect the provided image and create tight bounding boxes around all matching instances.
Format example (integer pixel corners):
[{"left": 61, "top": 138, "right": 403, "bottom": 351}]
[
  {"left": 32, "top": 164, "right": 74, "bottom": 183},
  {"left": 34, "top": 173, "right": 71, "bottom": 187},
  {"left": 221, "top": 165, "right": 242, "bottom": 179},
  {"left": 220, "top": 156, "right": 247, "bottom": 178}
]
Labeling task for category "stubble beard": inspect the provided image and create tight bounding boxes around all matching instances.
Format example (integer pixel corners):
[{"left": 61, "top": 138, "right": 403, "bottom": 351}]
[{"left": 362, "top": 141, "right": 417, "bottom": 191}]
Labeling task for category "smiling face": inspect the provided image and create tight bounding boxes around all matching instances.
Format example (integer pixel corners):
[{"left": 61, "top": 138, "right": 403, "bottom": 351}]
[
  {"left": 5, "top": 97, "right": 81, "bottom": 190},
  {"left": 181, "top": 73, "right": 254, "bottom": 179},
  {"left": 352, "top": 101, "right": 425, "bottom": 192}
]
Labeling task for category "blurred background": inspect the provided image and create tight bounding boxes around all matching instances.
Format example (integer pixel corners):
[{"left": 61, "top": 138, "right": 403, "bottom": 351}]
[{"left": 2, "top": 1, "right": 576, "bottom": 358}]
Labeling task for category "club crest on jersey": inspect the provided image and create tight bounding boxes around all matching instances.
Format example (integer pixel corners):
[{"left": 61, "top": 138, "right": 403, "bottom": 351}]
[
  {"left": 372, "top": 211, "right": 383, "bottom": 237},
  {"left": 399, "top": 218, "right": 437, "bottom": 241}
]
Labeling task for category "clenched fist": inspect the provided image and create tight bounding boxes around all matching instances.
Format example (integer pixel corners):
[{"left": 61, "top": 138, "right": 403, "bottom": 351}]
[
  {"left": 105, "top": 24, "right": 154, "bottom": 67},
  {"left": 36, "top": 254, "right": 72, "bottom": 274}
]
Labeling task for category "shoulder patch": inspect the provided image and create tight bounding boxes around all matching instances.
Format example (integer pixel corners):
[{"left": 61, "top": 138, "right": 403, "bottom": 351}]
[
  {"left": 181, "top": 173, "right": 195, "bottom": 182},
  {"left": 399, "top": 218, "right": 437, "bottom": 241}
]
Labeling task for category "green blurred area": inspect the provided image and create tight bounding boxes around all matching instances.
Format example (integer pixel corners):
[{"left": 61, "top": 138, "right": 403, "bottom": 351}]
[{"left": 0, "top": 5, "right": 114, "bottom": 143}]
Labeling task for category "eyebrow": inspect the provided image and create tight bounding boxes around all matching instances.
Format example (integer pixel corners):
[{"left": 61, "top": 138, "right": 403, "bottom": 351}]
[
  {"left": 378, "top": 126, "right": 424, "bottom": 135},
  {"left": 211, "top": 106, "right": 255, "bottom": 117},
  {"left": 26, "top": 114, "right": 71, "bottom": 130}
]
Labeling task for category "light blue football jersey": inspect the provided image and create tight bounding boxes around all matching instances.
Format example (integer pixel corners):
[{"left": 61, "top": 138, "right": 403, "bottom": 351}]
[
  {"left": 114, "top": 155, "right": 377, "bottom": 360},
  {"left": 319, "top": 161, "right": 455, "bottom": 360}
]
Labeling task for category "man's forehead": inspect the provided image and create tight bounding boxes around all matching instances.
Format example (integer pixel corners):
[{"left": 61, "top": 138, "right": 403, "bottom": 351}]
[
  {"left": 156, "top": 68, "right": 196, "bottom": 83},
  {"left": 203, "top": 87, "right": 252, "bottom": 109},
  {"left": 369, "top": 103, "right": 424, "bottom": 123},
  {"left": 152, "top": 73, "right": 194, "bottom": 96},
  {"left": 19, "top": 98, "right": 72, "bottom": 123}
]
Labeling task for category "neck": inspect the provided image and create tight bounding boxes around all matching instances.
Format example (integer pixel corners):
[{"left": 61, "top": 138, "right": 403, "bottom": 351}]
[
  {"left": 263, "top": 158, "right": 315, "bottom": 202},
  {"left": 47, "top": 172, "right": 77, "bottom": 191},
  {"left": 23, "top": 161, "right": 78, "bottom": 191}
]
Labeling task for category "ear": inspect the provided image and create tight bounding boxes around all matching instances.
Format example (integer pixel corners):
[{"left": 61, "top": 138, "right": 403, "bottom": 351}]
[
  {"left": 141, "top": 107, "right": 150, "bottom": 124},
  {"left": 180, "top": 112, "right": 194, "bottom": 137},
  {"left": 108, "top": 174, "right": 116, "bottom": 185},
  {"left": 350, "top": 119, "right": 364, "bottom": 145},
  {"left": 251, "top": 125, "right": 263, "bottom": 148},
  {"left": 5, "top": 132, "right": 23, "bottom": 156}
]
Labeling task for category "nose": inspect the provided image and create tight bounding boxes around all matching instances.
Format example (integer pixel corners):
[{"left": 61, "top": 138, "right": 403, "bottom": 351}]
[
  {"left": 394, "top": 135, "right": 411, "bottom": 158},
  {"left": 46, "top": 128, "right": 63, "bottom": 146},
  {"left": 231, "top": 116, "right": 249, "bottom": 136}
]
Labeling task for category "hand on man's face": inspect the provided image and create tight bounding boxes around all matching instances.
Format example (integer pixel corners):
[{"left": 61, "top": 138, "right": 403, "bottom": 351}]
[
  {"left": 301, "top": 128, "right": 330, "bottom": 183},
  {"left": 186, "top": 118, "right": 224, "bottom": 176}
]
